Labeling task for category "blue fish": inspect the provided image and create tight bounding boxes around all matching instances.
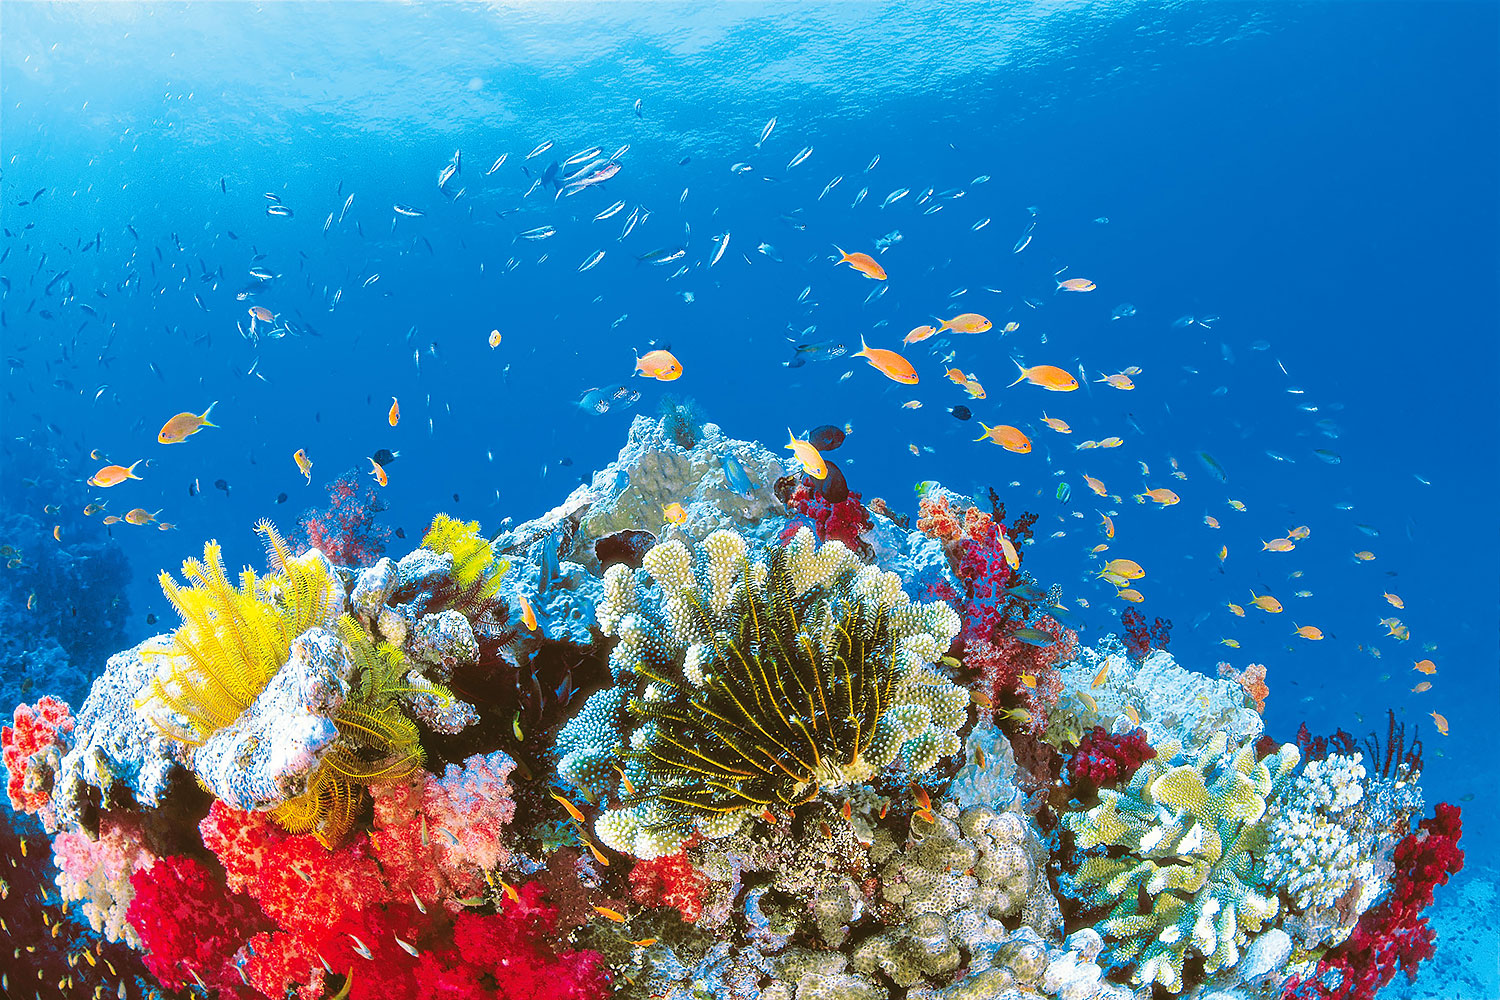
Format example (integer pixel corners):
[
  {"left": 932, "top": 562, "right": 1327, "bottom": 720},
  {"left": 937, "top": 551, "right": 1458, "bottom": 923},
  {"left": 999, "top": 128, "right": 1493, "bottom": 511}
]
[{"left": 722, "top": 455, "right": 756, "bottom": 496}]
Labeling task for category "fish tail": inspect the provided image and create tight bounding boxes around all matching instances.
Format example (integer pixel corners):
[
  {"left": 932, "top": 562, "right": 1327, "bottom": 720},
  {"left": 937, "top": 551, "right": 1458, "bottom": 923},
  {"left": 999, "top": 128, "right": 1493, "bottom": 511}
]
[
  {"left": 853, "top": 333, "right": 870, "bottom": 358},
  {"left": 126, "top": 459, "right": 143, "bottom": 478},
  {"left": 831, "top": 243, "right": 849, "bottom": 262},
  {"left": 200, "top": 400, "right": 218, "bottom": 426},
  {"left": 932, "top": 315, "right": 948, "bottom": 333},
  {"left": 1006, "top": 359, "right": 1029, "bottom": 387},
  {"left": 973, "top": 423, "right": 991, "bottom": 442}
]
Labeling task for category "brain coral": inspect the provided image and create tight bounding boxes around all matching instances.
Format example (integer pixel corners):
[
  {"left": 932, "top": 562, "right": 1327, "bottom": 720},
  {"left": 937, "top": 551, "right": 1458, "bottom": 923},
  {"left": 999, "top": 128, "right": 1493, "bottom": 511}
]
[{"left": 563, "top": 526, "right": 963, "bottom": 859}]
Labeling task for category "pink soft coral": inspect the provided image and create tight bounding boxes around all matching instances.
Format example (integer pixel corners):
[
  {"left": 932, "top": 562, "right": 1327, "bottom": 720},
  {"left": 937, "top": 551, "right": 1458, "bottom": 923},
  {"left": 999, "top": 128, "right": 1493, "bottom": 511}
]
[
  {"left": 297, "top": 469, "right": 390, "bottom": 567},
  {"left": 52, "top": 812, "right": 157, "bottom": 947},
  {"left": 628, "top": 850, "right": 708, "bottom": 923},
  {"left": 782, "top": 481, "right": 871, "bottom": 552},
  {"left": 1219, "top": 662, "right": 1269, "bottom": 713},
  {"left": 2, "top": 695, "right": 72, "bottom": 815},
  {"left": 1281, "top": 803, "right": 1464, "bottom": 1000},
  {"left": 126, "top": 854, "right": 271, "bottom": 995}
]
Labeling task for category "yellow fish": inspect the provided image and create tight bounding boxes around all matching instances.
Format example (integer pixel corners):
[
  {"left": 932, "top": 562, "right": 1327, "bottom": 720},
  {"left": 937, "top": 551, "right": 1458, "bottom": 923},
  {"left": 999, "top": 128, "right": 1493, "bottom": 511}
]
[
  {"left": 785, "top": 430, "right": 828, "bottom": 479},
  {"left": 1227, "top": 602, "right": 1245, "bottom": 617},
  {"left": 963, "top": 378, "right": 986, "bottom": 399},
  {"left": 1204, "top": 515, "right": 1221, "bottom": 529},
  {"left": 488, "top": 329, "right": 502, "bottom": 349},
  {"left": 662, "top": 502, "right": 687, "bottom": 525},
  {"left": 974, "top": 423, "right": 1032, "bottom": 454},
  {"left": 1227, "top": 499, "right": 1247, "bottom": 512},
  {"left": 1083, "top": 474, "right": 1108, "bottom": 497},
  {"left": 1413, "top": 658, "right": 1437, "bottom": 675},
  {"left": 368, "top": 457, "right": 388, "bottom": 487},
  {"left": 1288, "top": 525, "right": 1311, "bottom": 540},
  {"left": 1353, "top": 550, "right": 1376, "bottom": 562},
  {"left": 88, "top": 460, "right": 143, "bottom": 488},
  {"left": 1098, "top": 436, "right": 1124, "bottom": 448},
  {"left": 634, "top": 349, "right": 683, "bottom": 381},
  {"left": 1430, "top": 711, "right": 1448, "bottom": 736},
  {"left": 1135, "top": 487, "right": 1180, "bottom": 506},
  {"left": 1262, "top": 537, "right": 1296, "bottom": 552},
  {"left": 1294, "top": 624, "right": 1324, "bottom": 640},
  {"left": 997, "top": 530, "right": 1020, "bottom": 571},
  {"left": 388, "top": 397, "right": 400, "bottom": 427},
  {"left": 1219, "top": 637, "right": 1240, "bottom": 648},
  {"left": 935, "top": 312, "right": 991, "bottom": 334},
  {"left": 1056, "top": 277, "right": 1096, "bottom": 292},
  {"left": 1217, "top": 545, "right": 1228, "bottom": 563},
  {"left": 1100, "top": 558, "right": 1144, "bottom": 580},
  {"left": 1384, "top": 592, "right": 1404, "bottom": 609},
  {"left": 519, "top": 594, "right": 538, "bottom": 632},
  {"left": 293, "top": 448, "right": 313, "bottom": 484},
  {"left": 1249, "top": 591, "right": 1283, "bottom": 614},
  {"left": 1041, "top": 413, "right": 1072, "bottom": 434},
  {"left": 1096, "top": 373, "right": 1134, "bottom": 390},
  {"left": 157, "top": 401, "right": 218, "bottom": 444},
  {"left": 1116, "top": 588, "right": 1144, "bottom": 603},
  {"left": 1098, "top": 512, "right": 1115, "bottom": 538}
]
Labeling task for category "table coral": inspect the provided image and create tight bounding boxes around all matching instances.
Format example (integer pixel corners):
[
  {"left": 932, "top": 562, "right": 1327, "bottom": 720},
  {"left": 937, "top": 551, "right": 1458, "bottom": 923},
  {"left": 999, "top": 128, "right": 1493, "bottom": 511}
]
[
  {"left": 1062, "top": 730, "right": 1301, "bottom": 993},
  {"left": 2, "top": 694, "right": 72, "bottom": 817},
  {"left": 575, "top": 526, "right": 963, "bottom": 858}
]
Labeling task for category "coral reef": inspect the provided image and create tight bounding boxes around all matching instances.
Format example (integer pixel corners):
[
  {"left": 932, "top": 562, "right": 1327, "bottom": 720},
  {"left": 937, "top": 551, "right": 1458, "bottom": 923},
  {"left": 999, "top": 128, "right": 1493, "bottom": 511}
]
[
  {"left": 564, "top": 526, "right": 963, "bottom": 858},
  {"left": 0, "top": 421, "right": 1457, "bottom": 1000}
]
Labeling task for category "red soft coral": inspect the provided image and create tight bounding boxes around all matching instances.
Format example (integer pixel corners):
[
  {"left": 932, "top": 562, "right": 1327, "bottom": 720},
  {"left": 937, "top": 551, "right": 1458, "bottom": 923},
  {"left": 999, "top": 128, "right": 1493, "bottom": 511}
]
[
  {"left": 126, "top": 855, "right": 271, "bottom": 996},
  {"left": 1281, "top": 803, "right": 1464, "bottom": 1000},
  {"left": 963, "top": 612, "right": 1075, "bottom": 731},
  {"left": 1068, "top": 726, "right": 1156, "bottom": 789},
  {"left": 628, "top": 850, "right": 708, "bottom": 923},
  {"left": 297, "top": 469, "right": 390, "bottom": 567},
  {"left": 2, "top": 695, "right": 72, "bottom": 814},
  {"left": 782, "top": 481, "right": 871, "bottom": 552}
]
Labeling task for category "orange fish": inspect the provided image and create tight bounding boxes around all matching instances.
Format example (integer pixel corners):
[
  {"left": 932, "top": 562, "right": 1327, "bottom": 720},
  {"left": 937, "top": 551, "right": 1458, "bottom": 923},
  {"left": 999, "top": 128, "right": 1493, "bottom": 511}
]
[
  {"left": 1098, "top": 512, "right": 1115, "bottom": 538},
  {"left": 1413, "top": 658, "right": 1437, "bottom": 675},
  {"left": 634, "top": 349, "right": 682, "bottom": 381},
  {"left": 158, "top": 522, "right": 176, "bottom": 531},
  {"left": 1430, "top": 711, "right": 1448, "bottom": 735},
  {"left": 1218, "top": 545, "right": 1229, "bottom": 563},
  {"left": 1096, "top": 373, "right": 1134, "bottom": 390},
  {"left": 88, "top": 460, "right": 143, "bottom": 488},
  {"left": 293, "top": 449, "right": 313, "bottom": 484},
  {"left": 973, "top": 423, "right": 1031, "bottom": 454},
  {"left": 1411, "top": 681, "right": 1431, "bottom": 694},
  {"left": 1294, "top": 624, "right": 1324, "bottom": 640},
  {"left": 662, "top": 502, "right": 687, "bottom": 525},
  {"left": 1056, "top": 277, "right": 1096, "bottom": 292},
  {"left": 1228, "top": 601, "right": 1245, "bottom": 617},
  {"left": 488, "top": 329, "right": 502, "bottom": 349},
  {"left": 913, "top": 786, "right": 931, "bottom": 813},
  {"left": 52, "top": 525, "right": 61, "bottom": 541},
  {"left": 785, "top": 430, "right": 828, "bottom": 479},
  {"left": 832, "top": 244, "right": 887, "bottom": 280},
  {"left": 102, "top": 515, "right": 122, "bottom": 525},
  {"left": 628, "top": 938, "right": 658, "bottom": 948},
  {"left": 1101, "top": 558, "right": 1144, "bottom": 580},
  {"left": 997, "top": 530, "right": 1020, "bottom": 570},
  {"left": 157, "top": 402, "right": 218, "bottom": 444},
  {"left": 1008, "top": 361, "right": 1078, "bottom": 391},
  {"left": 550, "top": 791, "right": 587, "bottom": 824},
  {"left": 1091, "top": 661, "right": 1109, "bottom": 688},
  {"left": 1123, "top": 703, "right": 1142, "bottom": 725},
  {"left": 1090, "top": 542, "right": 1109, "bottom": 554},
  {"left": 945, "top": 367, "right": 968, "bottom": 385},
  {"left": 1384, "top": 592, "right": 1404, "bottom": 609},
  {"left": 935, "top": 313, "right": 991, "bottom": 334},
  {"left": 388, "top": 397, "right": 400, "bottom": 427},
  {"left": 1205, "top": 515, "right": 1221, "bottom": 528},
  {"left": 593, "top": 906, "right": 626, "bottom": 923},
  {"left": 1249, "top": 591, "right": 1283, "bottom": 614},
  {"left": 1288, "top": 525, "right": 1311, "bottom": 540},
  {"left": 1083, "top": 474, "right": 1108, "bottom": 497},
  {"left": 1262, "top": 537, "right": 1296, "bottom": 552},
  {"left": 852, "top": 336, "right": 918, "bottom": 384},
  {"left": 368, "top": 457, "right": 388, "bottom": 487},
  {"left": 247, "top": 305, "right": 274, "bottom": 324},
  {"left": 1116, "top": 588, "right": 1144, "bottom": 603},
  {"left": 519, "top": 594, "right": 538, "bottom": 632},
  {"left": 903, "top": 325, "right": 938, "bottom": 345},
  {"left": 124, "top": 508, "right": 160, "bottom": 526},
  {"left": 1041, "top": 413, "right": 1071, "bottom": 434}
]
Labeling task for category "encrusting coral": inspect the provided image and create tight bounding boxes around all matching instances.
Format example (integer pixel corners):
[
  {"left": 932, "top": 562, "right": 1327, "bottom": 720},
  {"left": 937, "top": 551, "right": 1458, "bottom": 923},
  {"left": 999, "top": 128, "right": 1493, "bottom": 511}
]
[{"left": 562, "top": 526, "right": 963, "bottom": 859}]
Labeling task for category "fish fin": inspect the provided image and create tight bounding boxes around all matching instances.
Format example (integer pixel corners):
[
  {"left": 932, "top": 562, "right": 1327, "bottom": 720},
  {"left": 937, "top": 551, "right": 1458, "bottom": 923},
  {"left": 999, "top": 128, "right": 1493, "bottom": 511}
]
[
  {"left": 1006, "top": 359, "right": 1030, "bottom": 387},
  {"left": 831, "top": 243, "right": 849, "bottom": 263},
  {"left": 852, "top": 333, "right": 870, "bottom": 358},
  {"left": 199, "top": 400, "right": 218, "bottom": 426},
  {"left": 973, "top": 423, "right": 992, "bottom": 442},
  {"left": 932, "top": 315, "right": 948, "bottom": 333}
]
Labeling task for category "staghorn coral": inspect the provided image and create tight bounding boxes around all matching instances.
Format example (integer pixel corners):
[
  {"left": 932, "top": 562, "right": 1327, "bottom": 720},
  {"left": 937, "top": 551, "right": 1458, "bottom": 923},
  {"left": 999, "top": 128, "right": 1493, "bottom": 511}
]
[
  {"left": 571, "top": 526, "right": 963, "bottom": 858},
  {"left": 1061, "top": 729, "right": 1301, "bottom": 993}
]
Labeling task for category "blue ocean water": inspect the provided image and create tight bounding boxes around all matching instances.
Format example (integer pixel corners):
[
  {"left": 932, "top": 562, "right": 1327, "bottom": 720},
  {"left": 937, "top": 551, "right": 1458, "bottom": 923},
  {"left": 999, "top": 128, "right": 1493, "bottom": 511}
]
[{"left": 2, "top": 1, "right": 1496, "bottom": 993}]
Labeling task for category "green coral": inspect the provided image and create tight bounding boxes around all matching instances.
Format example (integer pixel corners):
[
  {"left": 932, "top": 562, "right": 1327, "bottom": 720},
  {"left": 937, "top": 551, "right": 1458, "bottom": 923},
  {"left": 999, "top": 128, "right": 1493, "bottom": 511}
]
[
  {"left": 1061, "top": 729, "right": 1301, "bottom": 993},
  {"left": 575, "top": 526, "right": 963, "bottom": 859},
  {"left": 421, "top": 512, "right": 510, "bottom": 607}
]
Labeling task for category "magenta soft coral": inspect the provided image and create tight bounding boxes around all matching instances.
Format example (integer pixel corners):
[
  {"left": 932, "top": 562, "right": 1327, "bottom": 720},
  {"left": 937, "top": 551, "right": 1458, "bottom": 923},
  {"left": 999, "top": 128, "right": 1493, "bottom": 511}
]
[
  {"left": 297, "top": 469, "right": 390, "bottom": 567},
  {"left": 628, "top": 849, "right": 708, "bottom": 923},
  {"left": 1281, "top": 802, "right": 1464, "bottom": 1000},
  {"left": 2, "top": 695, "right": 72, "bottom": 815},
  {"left": 126, "top": 855, "right": 271, "bottom": 996},
  {"left": 1068, "top": 726, "right": 1156, "bottom": 789}
]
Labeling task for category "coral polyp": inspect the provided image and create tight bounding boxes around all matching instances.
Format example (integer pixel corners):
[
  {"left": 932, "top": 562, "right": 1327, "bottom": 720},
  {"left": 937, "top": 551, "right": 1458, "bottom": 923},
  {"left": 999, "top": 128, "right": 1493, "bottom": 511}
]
[{"left": 568, "top": 526, "right": 963, "bottom": 858}]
